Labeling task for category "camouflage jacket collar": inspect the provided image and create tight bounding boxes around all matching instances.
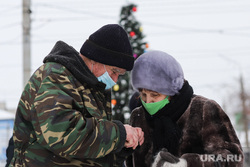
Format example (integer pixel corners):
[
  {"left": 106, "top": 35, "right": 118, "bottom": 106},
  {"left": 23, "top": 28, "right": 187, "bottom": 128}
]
[{"left": 43, "top": 41, "right": 106, "bottom": 90}]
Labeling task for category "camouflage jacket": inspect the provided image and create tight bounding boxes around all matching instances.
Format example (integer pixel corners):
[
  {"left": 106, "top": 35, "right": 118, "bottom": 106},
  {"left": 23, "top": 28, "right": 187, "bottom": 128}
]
[{"left": 10, "top": 41, "right": 127, "bottom": 167}]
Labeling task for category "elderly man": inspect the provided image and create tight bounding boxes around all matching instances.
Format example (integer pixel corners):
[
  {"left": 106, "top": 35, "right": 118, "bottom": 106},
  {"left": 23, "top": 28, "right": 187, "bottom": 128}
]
[{"left": 9, "top": 24, "right": 144, "bottom": 167}]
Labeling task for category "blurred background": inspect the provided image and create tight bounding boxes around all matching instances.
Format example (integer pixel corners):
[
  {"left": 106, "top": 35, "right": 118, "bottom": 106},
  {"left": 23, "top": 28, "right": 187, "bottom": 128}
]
[{"left": 0, "top": 0, "right": 250, "bottom": 166}]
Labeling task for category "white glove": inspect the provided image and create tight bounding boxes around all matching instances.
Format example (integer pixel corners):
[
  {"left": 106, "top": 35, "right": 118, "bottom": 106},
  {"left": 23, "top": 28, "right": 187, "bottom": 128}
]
[{"left": 152, "top": 148, "right": 187, "bottom": 167}]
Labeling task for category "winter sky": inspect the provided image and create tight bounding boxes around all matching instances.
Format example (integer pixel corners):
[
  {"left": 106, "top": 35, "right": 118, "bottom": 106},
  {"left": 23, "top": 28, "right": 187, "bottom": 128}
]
[{"left": 1, "top": 0, "right": 250, "bottom": 119}]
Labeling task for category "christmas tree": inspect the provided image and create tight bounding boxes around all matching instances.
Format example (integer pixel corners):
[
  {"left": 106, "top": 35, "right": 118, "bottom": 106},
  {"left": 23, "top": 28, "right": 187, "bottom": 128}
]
[
  {"left": 111, "top": 3, "right": 148, "bottom": 123},
  {"left": 119, "top": 4, "right": 149, "bottom": 59}
]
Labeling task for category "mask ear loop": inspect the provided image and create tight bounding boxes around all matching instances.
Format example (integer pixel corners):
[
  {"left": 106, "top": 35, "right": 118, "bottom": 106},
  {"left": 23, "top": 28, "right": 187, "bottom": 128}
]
[
  {"left": 91, "top": 63, "right": 94, "bottom": 72},
  {"left": 104, "top": 65, "right": 107, "bottom": 72}
]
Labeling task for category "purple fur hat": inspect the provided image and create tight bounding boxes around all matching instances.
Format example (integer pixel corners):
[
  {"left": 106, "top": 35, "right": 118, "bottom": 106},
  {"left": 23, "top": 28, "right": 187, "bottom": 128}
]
[{"left": 131, "top": 50, "right": 184, "bottom": 96}]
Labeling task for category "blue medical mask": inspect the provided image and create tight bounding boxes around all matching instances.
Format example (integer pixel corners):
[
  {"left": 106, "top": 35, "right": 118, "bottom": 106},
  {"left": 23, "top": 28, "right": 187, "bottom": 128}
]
[{"left": 97, "top": 65, "right": 116, "bottom": 90}]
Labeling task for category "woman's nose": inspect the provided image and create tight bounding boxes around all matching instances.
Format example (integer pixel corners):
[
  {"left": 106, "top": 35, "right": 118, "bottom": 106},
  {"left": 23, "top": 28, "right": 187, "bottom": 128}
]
[{"left": 145, "top": 97, "right": 154, "bottom": 103}]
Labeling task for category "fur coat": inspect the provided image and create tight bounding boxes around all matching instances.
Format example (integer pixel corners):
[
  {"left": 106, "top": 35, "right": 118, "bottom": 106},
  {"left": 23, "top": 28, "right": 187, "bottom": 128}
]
[{"left": 126, "top": 95, "right": 244, "bottom": 167}]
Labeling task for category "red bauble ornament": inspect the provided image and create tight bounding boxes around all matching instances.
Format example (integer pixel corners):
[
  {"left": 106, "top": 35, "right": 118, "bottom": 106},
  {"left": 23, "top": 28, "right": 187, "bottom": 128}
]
[
  {"left": 132, "top": 6, "right": 137, "bottom": 12},
  {"left": 130, "top": 31, "right": 135, "bottom": 37}
]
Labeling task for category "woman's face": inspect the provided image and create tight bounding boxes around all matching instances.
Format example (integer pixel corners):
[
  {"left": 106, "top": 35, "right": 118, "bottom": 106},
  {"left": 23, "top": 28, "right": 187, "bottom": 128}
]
[{"left": 140, "top": 89, "right": 167, "bottom": 103}]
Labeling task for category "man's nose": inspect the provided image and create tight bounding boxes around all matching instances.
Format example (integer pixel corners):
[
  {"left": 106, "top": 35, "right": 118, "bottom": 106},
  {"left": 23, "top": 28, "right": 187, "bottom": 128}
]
[{"left": 112, "top": 74, "right": 119, "bottom": 83}]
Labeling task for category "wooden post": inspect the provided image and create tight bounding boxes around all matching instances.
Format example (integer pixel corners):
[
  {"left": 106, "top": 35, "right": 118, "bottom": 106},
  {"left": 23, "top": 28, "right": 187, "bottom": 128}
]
[
  {"left": 22, "top": 0, "right": 31, "bottom": 87},
  {"left": 240, "top": 74, "right": 249, "bottom": 147}
]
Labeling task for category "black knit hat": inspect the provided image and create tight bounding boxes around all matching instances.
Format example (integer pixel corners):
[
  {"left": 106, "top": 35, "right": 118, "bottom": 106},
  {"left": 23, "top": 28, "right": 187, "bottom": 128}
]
[{"left": 80, "top": 24, "right": 134, "bottom": 71}]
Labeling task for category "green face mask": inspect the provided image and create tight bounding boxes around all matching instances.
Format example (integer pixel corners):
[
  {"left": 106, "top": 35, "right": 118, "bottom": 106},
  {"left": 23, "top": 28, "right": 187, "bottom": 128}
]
[{"left": 141, "top": 96, "right": 169, "bottom": 115}]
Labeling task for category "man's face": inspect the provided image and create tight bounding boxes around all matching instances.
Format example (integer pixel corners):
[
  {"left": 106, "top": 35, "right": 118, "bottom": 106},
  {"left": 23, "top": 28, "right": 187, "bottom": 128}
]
[{"left": 95, "top": 63, "right": 126, "bottom": 83}]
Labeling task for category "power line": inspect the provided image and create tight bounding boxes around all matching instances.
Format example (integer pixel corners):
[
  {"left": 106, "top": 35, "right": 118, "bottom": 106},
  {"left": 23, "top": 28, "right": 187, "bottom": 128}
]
[
  {"left": 0, "top": 22, "right": 21, "bottom": 30},
  {"left": 0, "top": 5, "right": 20, "bottom": 15},
  {"left": 0, "top": 35, "right": 21, "bottom": 45},
  {"left": 33, "top": 3, "right": 119, "bottom": 19}
]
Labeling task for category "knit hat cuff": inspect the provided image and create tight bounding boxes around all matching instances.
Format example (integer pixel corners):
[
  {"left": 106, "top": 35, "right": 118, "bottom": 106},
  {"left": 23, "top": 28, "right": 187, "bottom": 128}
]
[{"left": 80, "top": 40, "right": 134, "bottom": 71}]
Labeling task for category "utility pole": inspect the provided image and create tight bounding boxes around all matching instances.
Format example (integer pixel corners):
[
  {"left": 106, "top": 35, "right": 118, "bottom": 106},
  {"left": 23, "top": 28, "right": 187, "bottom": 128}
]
[
  {"left": 240, "top": 74, "right": 249, "bottom": 147},
  {"left": 218, "top": 54, "right": 249, "bottom": 147},
  {"left": 22, "top": 0, "right": 31, "bottom": 87}
]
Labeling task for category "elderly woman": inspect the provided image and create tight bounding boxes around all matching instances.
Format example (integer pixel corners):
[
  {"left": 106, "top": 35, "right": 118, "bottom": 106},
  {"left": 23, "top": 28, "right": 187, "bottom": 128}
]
[{"left": 126, "top": 50, "right": 244, "bottom": 167}]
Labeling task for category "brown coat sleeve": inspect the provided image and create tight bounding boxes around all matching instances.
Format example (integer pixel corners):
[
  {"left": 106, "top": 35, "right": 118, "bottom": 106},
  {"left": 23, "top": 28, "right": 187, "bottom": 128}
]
[{"left": 180, "top": 96, "right": 244, "bottom": 167}]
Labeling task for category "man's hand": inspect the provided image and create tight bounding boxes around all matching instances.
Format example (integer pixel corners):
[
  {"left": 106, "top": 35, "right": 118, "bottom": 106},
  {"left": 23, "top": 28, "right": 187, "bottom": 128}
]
[
  {"left": 135, "top": 127, "right": 144, "bottom": 146},
  {"left": 124, "top": 124, "right": 144, "bottom": 149}
]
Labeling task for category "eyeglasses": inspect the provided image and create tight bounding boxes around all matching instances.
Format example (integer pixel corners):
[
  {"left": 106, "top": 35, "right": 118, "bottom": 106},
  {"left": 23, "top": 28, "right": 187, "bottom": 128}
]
[
  {"left": 104, "top": 65, "right": 126, "bottom": 76},
  {"left": 111, "top": 68, "right": 126, "bottom": 76}
]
